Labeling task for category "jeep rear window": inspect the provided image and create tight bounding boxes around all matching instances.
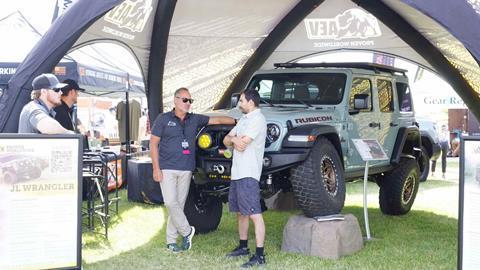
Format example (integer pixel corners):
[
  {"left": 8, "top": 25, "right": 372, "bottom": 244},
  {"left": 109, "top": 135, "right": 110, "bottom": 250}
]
[
  {"left": 396, "top": 82, "right": 413, "bottom": 112},
  {"left": 247, "top": 73, "right": 346, "bottom": 105}
]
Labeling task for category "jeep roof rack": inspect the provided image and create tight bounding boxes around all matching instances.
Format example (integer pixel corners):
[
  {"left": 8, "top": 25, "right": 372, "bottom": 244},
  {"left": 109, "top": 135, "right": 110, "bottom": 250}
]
[{"left": 273, "top": 62, "right": 407, "bottom": 74}]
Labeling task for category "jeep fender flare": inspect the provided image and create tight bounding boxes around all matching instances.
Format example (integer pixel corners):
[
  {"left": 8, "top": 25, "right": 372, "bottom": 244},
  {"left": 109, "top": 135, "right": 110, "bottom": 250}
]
[
  {"left": 391, "top": 126, "right": 422, "bottom": 166},
  {"left": 282, "top": 124, "right": 343, "bottom": 166},
  {"left": 420, "top": 134, "right": 441, "bottom": 161}
]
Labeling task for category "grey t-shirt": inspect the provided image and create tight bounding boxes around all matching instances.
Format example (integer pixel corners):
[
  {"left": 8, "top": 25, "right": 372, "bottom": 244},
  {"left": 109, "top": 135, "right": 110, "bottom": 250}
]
[
  {"left": 18, "top": 100, "right": 56, "bottom": 134},
  {"left": 151, "top": 111, "right": 209, "bottom": 171},
  {"left": 229, "top": 109, "right": 267, "bottom": 181}
]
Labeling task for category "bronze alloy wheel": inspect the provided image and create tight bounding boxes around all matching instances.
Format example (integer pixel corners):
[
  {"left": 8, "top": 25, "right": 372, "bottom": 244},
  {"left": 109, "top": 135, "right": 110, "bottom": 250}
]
[
  {"left": 402, "top": 174, "right": 416, "bottom": 204},
  {"left": 321, "top": 156, "right": 338, "bottom": 196},
  {"left": 290, "top": 137, "right": 346, "bottom": 217}
]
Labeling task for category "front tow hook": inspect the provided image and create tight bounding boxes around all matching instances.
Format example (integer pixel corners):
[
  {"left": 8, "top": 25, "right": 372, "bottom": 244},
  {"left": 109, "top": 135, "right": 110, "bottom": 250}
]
[{"left": 212, "top": 164, "right": 225, "bottom": 174}]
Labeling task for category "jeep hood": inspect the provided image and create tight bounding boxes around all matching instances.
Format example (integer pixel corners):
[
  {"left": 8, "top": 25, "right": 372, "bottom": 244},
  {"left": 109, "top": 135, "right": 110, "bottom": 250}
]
[{"left": 205, "top": 106, "right": 341, "bottom": 127}]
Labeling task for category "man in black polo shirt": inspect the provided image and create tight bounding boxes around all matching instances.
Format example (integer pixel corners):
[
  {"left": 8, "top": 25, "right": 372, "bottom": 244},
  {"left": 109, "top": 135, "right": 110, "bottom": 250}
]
[
  {"left": 54, "top": 79, "right": 85, "bottom": 132},
  {"left": 150, "top": 87, "right": 235, "bottom": 253}
]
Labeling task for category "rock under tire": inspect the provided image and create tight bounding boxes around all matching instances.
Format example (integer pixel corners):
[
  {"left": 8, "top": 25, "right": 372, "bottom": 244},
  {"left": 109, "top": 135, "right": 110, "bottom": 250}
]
[
  {"left": 379, "top": 158, "right": 420, "bottom": 215},
  {"left": 184, "top": 188, "right": 223, "bottom": 234},
  {"left": 290, "top": 137, "right": 345, "bottom": 217}
]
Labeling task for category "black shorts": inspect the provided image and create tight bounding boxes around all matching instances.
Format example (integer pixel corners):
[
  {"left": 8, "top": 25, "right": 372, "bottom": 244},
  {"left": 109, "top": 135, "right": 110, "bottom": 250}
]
[{"left": 228, "top": 177, "right": 262, "bottom": 215}]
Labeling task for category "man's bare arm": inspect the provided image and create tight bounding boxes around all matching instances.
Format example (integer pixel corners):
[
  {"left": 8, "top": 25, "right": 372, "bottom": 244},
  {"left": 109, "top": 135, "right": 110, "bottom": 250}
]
[
  {"left": 208, "top": 116, "right": 235, "bottom": 125},
  {"left": 223, "top": 135, "right": 252, "bottom": 152},
  {"left": 149, "top": 135, "right": 163, "bottom": 182},
  {"left": 36, "top": 117, "right": 74, "bottom": 134}
]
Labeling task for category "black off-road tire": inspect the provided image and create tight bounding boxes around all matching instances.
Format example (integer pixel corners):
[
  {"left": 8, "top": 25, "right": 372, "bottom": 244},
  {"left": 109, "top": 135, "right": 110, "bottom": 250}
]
[
  {"left": 2, "top": 171, "right": 17, "bottom": 184},
  {"left": 419, "top": 146, "right": 430, "bottom": 182},
  {"left": 379, "top": 158, "right": 420, "bottom": 215},
  {"left": 290, "top": 137, "right": 345, "bottom": 217},
  {"left": 184, "top": 188, "right": 223, "bottom": 234}
]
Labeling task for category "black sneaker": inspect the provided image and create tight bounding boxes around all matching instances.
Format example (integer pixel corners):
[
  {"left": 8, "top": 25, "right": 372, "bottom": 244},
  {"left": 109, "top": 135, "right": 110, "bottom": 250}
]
[
  {"left": 166, "top": 243, "right": 182, "bottom": 253},
  {"left": 240, "top": 254, "right": 266, "bottom": 268},
  {"left": 181, "top": 226, "right": 195, "bottom": 250},
  {"left": 226, "top": 246, "right": 250, "bottom": 257}
]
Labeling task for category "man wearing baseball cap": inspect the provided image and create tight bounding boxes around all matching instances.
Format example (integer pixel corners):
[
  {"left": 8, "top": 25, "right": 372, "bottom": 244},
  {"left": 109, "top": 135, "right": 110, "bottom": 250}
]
[
  {"left": 54, "top": 79, "right": 85, "bottom": 132},
  {"left": 18, "top": 73, "right": 73, "bottom": 134}
]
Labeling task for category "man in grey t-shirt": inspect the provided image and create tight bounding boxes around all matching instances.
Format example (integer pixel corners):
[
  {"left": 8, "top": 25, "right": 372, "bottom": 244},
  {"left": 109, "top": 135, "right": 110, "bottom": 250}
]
[
  {"left": 18, "top": 73, "right": 72, "bottom": 134},
  {"left": 223, "top": 89, "right": 267, "bottom": 268}
]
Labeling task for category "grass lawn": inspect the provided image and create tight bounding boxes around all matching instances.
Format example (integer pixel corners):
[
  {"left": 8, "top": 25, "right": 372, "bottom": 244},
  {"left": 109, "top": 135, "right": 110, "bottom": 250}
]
[{"left": 82, "top": 162, "right": 459, "bottom": 270}]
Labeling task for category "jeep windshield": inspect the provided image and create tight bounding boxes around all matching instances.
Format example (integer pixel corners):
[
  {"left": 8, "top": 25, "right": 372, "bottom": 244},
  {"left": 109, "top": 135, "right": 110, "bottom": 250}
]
[{"left": 247, "top": 73, "right": 346, "bottom": 106}]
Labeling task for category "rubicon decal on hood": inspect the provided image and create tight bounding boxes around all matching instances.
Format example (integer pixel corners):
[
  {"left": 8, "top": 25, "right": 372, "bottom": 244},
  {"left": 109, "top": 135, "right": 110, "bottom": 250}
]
[{"left": 295, "top": 116, "right": 333, "bottom": 124}]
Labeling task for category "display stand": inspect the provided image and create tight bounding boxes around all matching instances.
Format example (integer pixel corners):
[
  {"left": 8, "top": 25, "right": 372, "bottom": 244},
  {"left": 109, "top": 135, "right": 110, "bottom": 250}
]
[
  {"left": 82, "top": 151, "right": 121, "bottom": 239},
  {"left": 458, "top": 136, "right": 480, "bottom": 270},
  {"left": 352, "top": 139, "right": 388, "bottom": 240},
  {"left": 0, "top": 134, "right": 82, "bottom": 270}
]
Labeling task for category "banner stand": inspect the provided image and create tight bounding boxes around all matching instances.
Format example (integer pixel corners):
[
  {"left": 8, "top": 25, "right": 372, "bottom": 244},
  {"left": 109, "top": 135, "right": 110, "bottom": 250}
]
[{"left": 352, "top": 139, "right": 389, "bottom": 241}]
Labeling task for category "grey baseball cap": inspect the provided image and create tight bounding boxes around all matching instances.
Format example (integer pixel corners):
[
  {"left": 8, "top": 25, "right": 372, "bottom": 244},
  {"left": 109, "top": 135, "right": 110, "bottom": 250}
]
[{"left": 32, "top": 73, "right": 67, "bottom": 90}]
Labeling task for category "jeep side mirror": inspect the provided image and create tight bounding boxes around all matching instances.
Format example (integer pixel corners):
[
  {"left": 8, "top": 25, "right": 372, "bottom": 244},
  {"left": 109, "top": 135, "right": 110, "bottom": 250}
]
[
  {"left": 231, "top": 93, "right": 240, "bottom": 108},
  {"left": 353, "top": 94, "right": 369, "bottom": 110}
]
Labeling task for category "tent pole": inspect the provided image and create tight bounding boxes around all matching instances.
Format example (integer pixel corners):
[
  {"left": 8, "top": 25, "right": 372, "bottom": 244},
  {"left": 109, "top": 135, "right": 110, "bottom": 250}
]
[{"left": 125, "top": 73, "right": 131, "bottom": 154}]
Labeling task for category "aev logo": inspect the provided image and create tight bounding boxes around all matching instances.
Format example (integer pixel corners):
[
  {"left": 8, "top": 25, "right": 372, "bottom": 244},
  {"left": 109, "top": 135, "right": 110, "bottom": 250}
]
[
  {"left": 304, "top": 8, "right": 381, "bottom": 40},
  {"left": 104, "top": 0, "right": 153, "bottom": 33}
]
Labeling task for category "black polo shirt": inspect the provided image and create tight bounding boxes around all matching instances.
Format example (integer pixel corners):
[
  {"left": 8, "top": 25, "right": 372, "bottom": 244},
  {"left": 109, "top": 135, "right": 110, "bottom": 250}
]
[
  {"left": 151, "top": 110, "right": 209, "bottom": 171},
  {"left": 54, "top": 100, "right": 74, "bottom": 131}
]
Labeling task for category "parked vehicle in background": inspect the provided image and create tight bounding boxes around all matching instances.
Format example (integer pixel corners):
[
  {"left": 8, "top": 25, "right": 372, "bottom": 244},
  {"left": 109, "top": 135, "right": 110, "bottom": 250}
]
[{"left": 417, "top": 117, "right": 442, "bottom": 182}]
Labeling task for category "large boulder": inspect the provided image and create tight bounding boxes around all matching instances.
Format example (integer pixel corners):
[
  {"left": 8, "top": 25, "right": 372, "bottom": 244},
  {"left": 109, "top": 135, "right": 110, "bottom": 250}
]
[{"left": 281, "top": 214, "right": 363, "bottom": 259}]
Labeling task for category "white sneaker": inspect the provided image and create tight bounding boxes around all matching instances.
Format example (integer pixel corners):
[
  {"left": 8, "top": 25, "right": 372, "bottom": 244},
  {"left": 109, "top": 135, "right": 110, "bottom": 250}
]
[{"left": 182, "top": 226, "right": 195, "bottom": 250}]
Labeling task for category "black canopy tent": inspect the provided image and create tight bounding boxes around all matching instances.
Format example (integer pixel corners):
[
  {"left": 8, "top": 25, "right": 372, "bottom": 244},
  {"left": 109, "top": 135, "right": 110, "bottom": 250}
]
[
  {"left": 0, "top": 9, "right": 145, "bottom": 149},
  {"left": 0, "top": 10, "right": 145, "bottom": 98},
  {"left": 0, "top": 0, "right": 479, "bottom": 132},
  {"left": 0, "top": 60, "right": 144, "bottom": 97}
]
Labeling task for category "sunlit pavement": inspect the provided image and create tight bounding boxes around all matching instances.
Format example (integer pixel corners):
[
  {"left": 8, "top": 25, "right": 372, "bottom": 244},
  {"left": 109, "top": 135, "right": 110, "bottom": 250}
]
[{"left": 430, "top": 157, "right": 459, "bottom": 182}]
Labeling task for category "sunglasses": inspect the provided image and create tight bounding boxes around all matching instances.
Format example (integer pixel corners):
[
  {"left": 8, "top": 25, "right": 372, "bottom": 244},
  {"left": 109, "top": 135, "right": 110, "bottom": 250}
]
[
  {"left": 176, "top": 96, "right": 194, "bottom": 104},
  {"left": 48, "top": 88, "right": 62, "bottom": 93}
]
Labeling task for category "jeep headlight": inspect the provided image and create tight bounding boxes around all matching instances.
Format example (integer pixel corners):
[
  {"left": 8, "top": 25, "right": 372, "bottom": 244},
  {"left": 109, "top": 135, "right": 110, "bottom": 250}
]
[
  {"left": 198, "top": 133, "right": 212, "bottom": 149},
  {"left": 266, "top": 124, "right": 281, "bottom": 144}
]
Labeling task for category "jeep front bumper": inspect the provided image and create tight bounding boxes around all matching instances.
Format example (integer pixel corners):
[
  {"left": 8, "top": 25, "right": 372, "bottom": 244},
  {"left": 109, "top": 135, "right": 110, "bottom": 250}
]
[{"left": 196, "top": 148, "right": 310, "bottom": 181}]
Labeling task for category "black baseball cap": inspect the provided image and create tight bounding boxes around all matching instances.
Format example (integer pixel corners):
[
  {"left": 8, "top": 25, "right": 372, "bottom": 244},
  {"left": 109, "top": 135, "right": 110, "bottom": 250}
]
[
  {"left": 32, "top": 73, "right": 67, "bottom": 90},
  {"left": 62, "top": 79, "right": 86, "bottom": 92}
]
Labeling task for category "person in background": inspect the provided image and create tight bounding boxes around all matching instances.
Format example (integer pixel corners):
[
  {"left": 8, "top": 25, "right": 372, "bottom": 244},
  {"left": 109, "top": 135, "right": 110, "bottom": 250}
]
[
  {"left": 54, "top": 79, "right": 85, "bottom": 132},
  {"left": 450, "top": 132, "right": 461, "bottom": 157},
  {"left": 150, "top": 87, "right": 235, "bottom": 253},
  {"left": 223, "top": 89, "right": 267, "bottom": 268},
  {"left": 432, "top": 124, "right": 449, "bottom": 179},
  {"left": 18, "top": 73, "right": 72, "bottom": 134}
]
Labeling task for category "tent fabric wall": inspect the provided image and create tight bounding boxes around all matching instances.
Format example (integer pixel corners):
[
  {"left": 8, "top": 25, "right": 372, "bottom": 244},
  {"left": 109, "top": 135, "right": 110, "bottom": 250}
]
[
  {"left": 1, "top": 0, "right": 480, "bottom": 132},
  {"left": 162, "top": 0, "right": 299, "bottom": 113}
]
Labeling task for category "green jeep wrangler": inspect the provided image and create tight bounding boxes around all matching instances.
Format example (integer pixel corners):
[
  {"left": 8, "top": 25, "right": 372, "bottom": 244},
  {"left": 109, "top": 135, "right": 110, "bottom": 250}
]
[{"left": 185, "top": 62, "right": 422, "bottom": 233}]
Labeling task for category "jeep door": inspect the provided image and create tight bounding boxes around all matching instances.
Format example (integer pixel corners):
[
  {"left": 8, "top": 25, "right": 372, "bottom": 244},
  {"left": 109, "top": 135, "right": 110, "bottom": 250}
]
[
  {"left": 346, "top": 77, "right": 376, "bottom": 170},
  {"left": 374, "top": 78, "right": 400, "bottom": 159},
  {"left": 346, "top": 77, "right": 399, "bottom": 170}
]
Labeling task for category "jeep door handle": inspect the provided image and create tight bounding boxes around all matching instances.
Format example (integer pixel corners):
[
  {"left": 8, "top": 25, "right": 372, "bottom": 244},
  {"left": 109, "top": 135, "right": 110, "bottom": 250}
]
[
  {"left": 390, "top": 122, "right": 398, "bottom": 127},
  {"left": 369, "top": 122, "right": 381, "bottom": 128}
]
